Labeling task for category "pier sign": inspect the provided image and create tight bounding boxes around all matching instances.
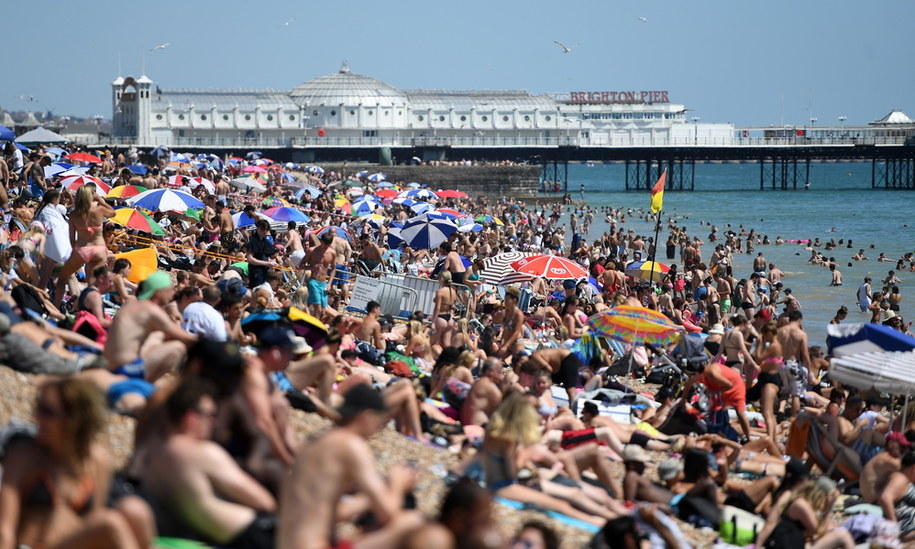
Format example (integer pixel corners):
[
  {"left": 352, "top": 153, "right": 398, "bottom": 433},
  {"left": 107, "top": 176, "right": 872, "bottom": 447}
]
[{"left": 567, "top": 91, "right": 669, "bottom": 105}]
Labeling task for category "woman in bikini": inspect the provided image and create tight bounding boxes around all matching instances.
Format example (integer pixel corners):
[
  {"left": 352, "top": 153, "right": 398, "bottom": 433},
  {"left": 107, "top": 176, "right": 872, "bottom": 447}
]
[
  {"left": 431, "top": 271, "right": 457, "bottom": 351},
  {"left": 718, "top": 315, "right": 759, "bottom": 383},
  {"left": 0, "top": 377, "right": 151, "bottom": 548},
  {"left": 750, "top": 320, "right": 785, "bottom": 442},
  {"left": 54, "top": 185, "right": 115, "bottom": 309}
]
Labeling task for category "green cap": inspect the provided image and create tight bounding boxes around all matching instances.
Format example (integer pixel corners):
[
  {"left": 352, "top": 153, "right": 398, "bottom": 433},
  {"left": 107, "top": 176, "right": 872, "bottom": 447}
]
[{"left": 137, "top": 271, "right": 173, "bottom": 300}]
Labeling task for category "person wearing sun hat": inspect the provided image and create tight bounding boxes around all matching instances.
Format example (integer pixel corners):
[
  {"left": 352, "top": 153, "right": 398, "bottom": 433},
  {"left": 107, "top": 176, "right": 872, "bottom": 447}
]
[{"left": 104, "top": 270, "right": 197, "bottom": 383}]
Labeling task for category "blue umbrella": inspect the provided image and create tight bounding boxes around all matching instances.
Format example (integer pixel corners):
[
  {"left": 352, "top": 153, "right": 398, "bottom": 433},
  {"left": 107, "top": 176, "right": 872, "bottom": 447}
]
[
  {"left": 232, "top": 210, "right": 263, "bottom": 228},
  {"left": 45, "top": 146, "right": 68, "bottom": 156},
  {"left": 393, "top": 197, "right": 418, "bottom": 207},
  {"left": 352, "top": 196, "right": 382, "bottom": 216},
  {"left": 294, "top": 185, "right": 322, "bottom": 201},
  {"left": 0, "top": 125, "right": 14, "bottom": 141},
  {"left": 355, "top": 170, "right": 368, "bottom": 178},
  {"left": 44, "top": 162, "right": 73, "bottom": 178},
  {"left": 367, "top": 173, "right": 386, "bottom": 183},
  {"left": 398, "top": 188, "right": 439, "bottom": 200},
  {"left": 410, "top": 202, "right": 434, "bottom": 215},
  {"left": 14, "top": 143, "right": 29, "bottom": 152},
  {"left": 457, "top": 222, "right": 484, "bottom": 233},
  {"left": 245, "top": 151, "right": 263, "bottom": 160},
  {"left": 285, "top": 162, "right": 300, "bottom": 170},
  {"left": 387, "top": 227, "right": 403, "bottom": 248},
  {"left": 128, "top": 188, "right": 205, "bottom": 212},
  {"left": 150, "top": 145, "right": 170, "bottom": 158},
  {"left": 126, "top": 164, "right": 148, "bottom": 175},
  {"left": 827, "top": 322, "right": 915, "bottom": 357},
  {"left": 376, "top": 181, "right": 394, "bottom": 188},
  {"left": 169, "top": 152, "right": 191, "bottom": 164},
  {"left": 317, "top": 226, "right": 353, "bottom": 241},
  {"left": 263, "top": 206, "right": 311, "bottom": 224},
  {"left": 400, "top": 213, "right": 457, "bottom": 250},
  {"left": 406, "top": 182, "right": 422, "bottom": 189}
]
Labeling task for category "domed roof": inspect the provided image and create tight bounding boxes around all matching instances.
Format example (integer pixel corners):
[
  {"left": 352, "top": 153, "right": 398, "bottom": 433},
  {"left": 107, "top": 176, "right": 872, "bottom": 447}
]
[
  {"left": 871, "top": 110, "right": 913, "bottom": 125},
  {"left": 289, "top": 62, "right": 407, "bottom": 108}
]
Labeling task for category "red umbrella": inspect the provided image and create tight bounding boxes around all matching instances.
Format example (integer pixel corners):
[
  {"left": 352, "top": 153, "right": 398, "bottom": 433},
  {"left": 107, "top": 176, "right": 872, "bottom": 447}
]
[
  {"left": 437, "top": 189, "right": 468, "bottom": 198},
  {"left": 167, "top": 174, "right": 189, "bottom": 188},
  {"left": 242, "top": 165, "right": 268, "bottom": 174},
  {"left": 64, "top": 152, "right": 102, "bottom": 164},
  {"left": 61, "top": 175, "right": 110, "bottom": 195},
  {"left": 510, "top": 254, "right": 589, "bottom": 280},
  {"left": 375, "top": 189, "right": 398, "bottom": 198}
]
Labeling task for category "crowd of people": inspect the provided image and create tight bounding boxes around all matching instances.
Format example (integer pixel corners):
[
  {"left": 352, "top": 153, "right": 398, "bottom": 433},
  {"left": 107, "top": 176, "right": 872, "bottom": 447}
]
[{"left": 0, "top": 141, "right": 913, "bottom": 548}]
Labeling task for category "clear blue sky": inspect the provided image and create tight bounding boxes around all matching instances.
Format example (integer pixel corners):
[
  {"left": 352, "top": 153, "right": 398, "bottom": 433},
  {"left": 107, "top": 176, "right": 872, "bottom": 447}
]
[{"left": 5, "top": 0, "right": 913, "bottom": 127}]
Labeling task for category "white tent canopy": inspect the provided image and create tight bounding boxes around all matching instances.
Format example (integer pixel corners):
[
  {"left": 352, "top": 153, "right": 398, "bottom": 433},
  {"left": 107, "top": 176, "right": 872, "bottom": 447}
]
[
  {"left": 14, "top": 126, "right": 70, "bottom": 145},
  {"left": 828, "top": 350, "right": 915, "bottom": 395}
]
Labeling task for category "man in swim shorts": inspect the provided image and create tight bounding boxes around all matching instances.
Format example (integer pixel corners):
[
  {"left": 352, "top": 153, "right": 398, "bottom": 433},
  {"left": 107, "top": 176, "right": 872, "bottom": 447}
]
[
  {"left": 104, "top": 271, "right": 197, "bottom": 382},
  {"left": 303, "top": 231, "right": 337, "bottom": 319}
]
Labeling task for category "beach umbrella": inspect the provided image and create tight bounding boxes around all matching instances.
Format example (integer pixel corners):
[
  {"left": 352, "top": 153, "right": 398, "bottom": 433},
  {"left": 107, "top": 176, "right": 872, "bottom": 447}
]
[
  {"left": 14, "top": 143, "right": 28, "bottom": 152},
  {"left": 188, "top": 177, "right": 215, "bottom": 194},
  {"left": 357, "top": 213, "right": 387, "bottom": 228},
  {"left": 232, "top": 210, "right": 266, "bottom": 229},
  {"left": 437, "top": 208, "right": 464, "bottom": 219},
  {"left": 126, "top": 164, "right": 148, "bottom": 175},
  {"left": 64, "top": 152, "right": 102, "bottom": 164},
  {"left": 475, "top": 215, "right": 504, "bottom": 226},
  {"left": 316, "top": 226, "right": 353, "bottom": 241},
  {"left": 400, "top": 213, "right": 456, "bottom": 250},
  {"left": 398, "top": 189, "right": 438, "bottom": 200},
  {"left": 410, "top": 202, "right": 435, "bottom": 215},
  {"left": 229, "top": 177, "right": 267, "bottom": 193},
  {"left": 242, "top": 165, "right": 268, "bottom": 174},
  {"left": 355, "top": 170, "right": 368, "bottom": 178},
  {"left": 376, "top": 181, "right": 394, "bottom": 188},
  {"left": 294, "top": 184, "right": 322, "bottom": 200},
  {"left": 351, "top": 195, "right": 382, "bottom": 216},
  {"left": 107, "top": 185, "right": 148, "bottom": 199},
  {"left": 367, "top": 173, "right": 386, "bottom": 183},
  {"left": 0, "top": 125, "right": 14, "bottom": 141},
  {"left": 458, "top": 222, "right": 485, "bottom": 233},
  {"left": 245, "top": 151, "right": 263, "bottom": 160},
  {"left": 44, "top": 146, "right": 68, "bottom": 157},
  {"left": 437, "top": 189, "right": 467, "bottom": 198},
  {"left": 111, "top": 208, "right": 165, "bottom": 235},
  {"left": 406, "top": 182, "right": 422, "bottom": 189},
  {"left": 346, "top": 187, "right": 365, "bottom": 198},
  {"left": 826, "top": 323, "right": 915, "bottom": 358},
  {"left": 625, "top": 260, "right": 671, "bottom": 282},
  {"left": 828, "top": 350, "right": 915, "bottom": 395},
  {"left": 284, "top": 162, "right": 300, "bottom": 170},
  {"left": 588, "top": 305, "right": 683, "bottom": 347},
  {"left": 375, "top": 189, "right": 398, "bottom": 199},
  {"left": 150, "top": 145, "right": 170, "bottom": 158},
  {"left": 263, "top": 206, "right": 311, "bottom": 224},
  {"left": 510, "top": 255, "right": 588, "bottom": 280},
  {"left": 167, "top": 174, "right": 190, "bottom": 188},
  {"left": 341, "top": 179, "right": 362, "bottom": 188},
  {"left": 44, "top": 162, "right": 73, "bottom": 178},
  {"left": 479, "top": 251, "right": 537, "bottom": 285},
  {"left": 262, "top": 196, "right": 291, "bottom": 208},
  {"left": 333, "top": 197, "right": 351, "bottom": 211},
  {"left": 387, "top": 227, "right": 403, "bottom": 248},
  {"left": 128, "top": 188, "right": 205, "bottom": 212},
  {"left": 60, "top": 174, "right": 109, "bottom": 195}
]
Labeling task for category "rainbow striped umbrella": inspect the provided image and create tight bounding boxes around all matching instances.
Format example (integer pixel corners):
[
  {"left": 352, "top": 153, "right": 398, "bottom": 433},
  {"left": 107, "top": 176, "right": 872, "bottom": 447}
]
[
  {"left": 625, "top": 261, "right": 671, "bottom": 282},
  {"left": 588, "top": 305, "right": 682, "bottom": 346},
  {"left": 107, "top": 185, "right": 148, "bottom": 199},
  {"left": 111, "top": 208, "right": 165, "bottom": 235}
]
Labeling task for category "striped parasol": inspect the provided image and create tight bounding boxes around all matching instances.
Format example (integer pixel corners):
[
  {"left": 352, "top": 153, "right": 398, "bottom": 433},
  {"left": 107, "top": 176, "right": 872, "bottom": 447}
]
[
  {"left": 588, "top": 305, "right": 682, "bottom": 346},
  {"left": 625, "top": 260, "right": 671, "bottom": 282},
  {"left": 479, "top": 251, "right": 537, "bottom": 285},
  {"left": 510, "top": 254, "right": 588, "bottom": 280}
]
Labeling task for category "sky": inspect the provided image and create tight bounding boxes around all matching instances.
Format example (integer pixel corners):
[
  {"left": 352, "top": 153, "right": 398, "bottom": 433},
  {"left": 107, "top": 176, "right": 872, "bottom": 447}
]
[{"left": 4, "top": 0, "right": 913, "bottom": 127}]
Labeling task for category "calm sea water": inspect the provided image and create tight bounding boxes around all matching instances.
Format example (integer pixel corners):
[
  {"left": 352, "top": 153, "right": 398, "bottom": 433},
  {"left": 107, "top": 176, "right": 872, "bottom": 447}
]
[{"left": 563, "top": 162, "right": 915, "bottom": 346}]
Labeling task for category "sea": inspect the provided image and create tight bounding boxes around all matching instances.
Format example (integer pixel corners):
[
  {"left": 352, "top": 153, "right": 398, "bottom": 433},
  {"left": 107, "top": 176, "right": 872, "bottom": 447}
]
[{"left": 563, "top": 161, "right": 914, "bottom": 347}]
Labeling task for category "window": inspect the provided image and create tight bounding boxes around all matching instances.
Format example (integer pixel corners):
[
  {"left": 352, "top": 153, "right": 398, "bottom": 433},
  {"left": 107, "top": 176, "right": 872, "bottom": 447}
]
[
  {"left": 418, "top": 115, "right": 424, "bottom": 121},
  {"left": 267, "top": 114, "right": 274, "bottom": 121},
  {"left": 289, "top": 115, "right": 295, "bottom": 121},
  {"left": 439, "top": 115, "right": 445, "bottom": 121},
  {"left": 350, "top": 110, "right": 355, "bottom": 115},
  {"left": 545, "top": 115, "right": 552, "bottom": 121},
  {"left": 460, "top": 115, "right": 467, "bottom": 121},
  {"left": 524, "top": 115, "right": 530, "bottom": 122},
  {"left": 384, "top": 111, "right": 389, "bottom": 116},
  {"left": 398, "top": 110, "right": 402, "bottom": 115},
  {"left": 201, "top": 114, "right": 207, "bottom": 120},
  {"left": 329, "top": 111, "right": 335, "bottom": 116},
  {"left": 178, "top": 114, "right": 185, "bottom": 120},
  {"left": 503, "top": 115, "right": 509, "bottom": 122},
  {"left": 482, "top": 116, "right": 488, "bottom": 121},
  {"left": 245, "top": 114, "right": 251, "bottom": 121},
  {"left": 156, "top": 114, "right": 163, "bottom": 120},
  {"left": 368, "top": 110, "right": 374, "bottom": 116},
  {"left": 363, "top": 130, "right": 377, "bottom": 137},
  {"left": 223, "top": 114, "right": 229, "bottom": 121},
  {"left": 313, "top": 110, "right": 319, "bottom": 116}
]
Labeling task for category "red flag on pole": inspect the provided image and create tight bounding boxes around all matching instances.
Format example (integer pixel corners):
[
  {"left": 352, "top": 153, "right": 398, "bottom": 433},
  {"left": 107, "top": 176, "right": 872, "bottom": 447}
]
[{"left": 650, "top": 170, "right": 667, "bottom": 213}]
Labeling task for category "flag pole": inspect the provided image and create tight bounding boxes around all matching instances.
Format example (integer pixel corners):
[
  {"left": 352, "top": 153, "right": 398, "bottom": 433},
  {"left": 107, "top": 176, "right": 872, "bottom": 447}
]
[{"left": 650, "top": 210, "right": 662, "bottom": 284}]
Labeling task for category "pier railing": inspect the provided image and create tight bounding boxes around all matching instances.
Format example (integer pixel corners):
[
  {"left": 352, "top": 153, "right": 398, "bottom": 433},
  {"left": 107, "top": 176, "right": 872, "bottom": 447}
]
[{"left": 69, "top": 134, "right": 909, "bottom": 149}]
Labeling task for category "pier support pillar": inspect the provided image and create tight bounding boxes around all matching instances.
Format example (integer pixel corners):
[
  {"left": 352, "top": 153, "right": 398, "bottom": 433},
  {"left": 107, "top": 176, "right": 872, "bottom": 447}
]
[
  {"left": 625, "top": 157, "right": 694, "bottom": 191},
  {"left": 760, "top": 153, "right": 809, "bottom": 190},
  {"left": 873, "top": 157, "right": 915, "bottom": 189}
]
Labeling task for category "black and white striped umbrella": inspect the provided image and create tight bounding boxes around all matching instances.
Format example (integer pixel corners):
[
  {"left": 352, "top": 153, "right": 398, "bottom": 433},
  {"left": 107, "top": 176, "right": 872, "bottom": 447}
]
[{"left": 479, "top": 251, "right": 537, "bottom": 286}]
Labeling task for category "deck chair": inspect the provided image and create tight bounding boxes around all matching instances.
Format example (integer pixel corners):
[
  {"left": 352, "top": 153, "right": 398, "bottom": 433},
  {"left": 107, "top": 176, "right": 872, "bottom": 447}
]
[{"left": 787, "top": 412, "right": 861, "bottom": 483}]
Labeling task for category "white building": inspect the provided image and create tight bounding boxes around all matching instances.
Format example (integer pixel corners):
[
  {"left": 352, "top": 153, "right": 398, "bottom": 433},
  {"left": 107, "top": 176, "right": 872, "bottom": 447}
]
[{"left": 112, "top": 63, "right": 734, "bottom": 148}]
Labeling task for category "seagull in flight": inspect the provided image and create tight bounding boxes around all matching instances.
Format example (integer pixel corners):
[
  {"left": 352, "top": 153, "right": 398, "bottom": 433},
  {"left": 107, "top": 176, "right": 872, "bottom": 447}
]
[
  {"left": 150, "top": 42, "right": 170, "bottom": 51},
  {"left": 277, "top": 18, "right": 295, "bottom": 28},
  {"left": 638, "top": 17, "right": 648, "bottom": 22},
  {"left": 553, "top": 41, "right": 578, "bottom": 53}
]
